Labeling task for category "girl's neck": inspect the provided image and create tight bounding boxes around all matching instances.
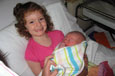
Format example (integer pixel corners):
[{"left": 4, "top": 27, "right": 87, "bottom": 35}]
[
  {"left": 32, "top": 33, "right": 52, "bottom": 47},
  {"left": 33, "top": 33, "right": 48, "bottom": 41}
]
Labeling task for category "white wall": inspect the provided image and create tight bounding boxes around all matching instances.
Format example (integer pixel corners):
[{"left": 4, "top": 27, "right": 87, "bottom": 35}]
[{"left": 0, "top": 0, "right": 61, "bottom": 30}]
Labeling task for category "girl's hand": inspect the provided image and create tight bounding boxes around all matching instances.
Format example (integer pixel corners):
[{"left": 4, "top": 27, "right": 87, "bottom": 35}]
[{"left": 42, "top": 55, "right": 58, "bottom": 76}]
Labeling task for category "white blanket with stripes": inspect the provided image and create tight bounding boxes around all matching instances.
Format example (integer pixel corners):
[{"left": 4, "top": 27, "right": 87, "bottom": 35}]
[{"left": 50, "top": 41, "right": 87, "bottom": 76}]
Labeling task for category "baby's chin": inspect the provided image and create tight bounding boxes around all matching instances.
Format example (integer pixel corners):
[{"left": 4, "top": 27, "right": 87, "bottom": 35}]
[
  {"left": 65, "top": 44, "right": 72, "bottom": 47},
  {"left": 65, "top": 43, "right": 76, "bottom": 47}
]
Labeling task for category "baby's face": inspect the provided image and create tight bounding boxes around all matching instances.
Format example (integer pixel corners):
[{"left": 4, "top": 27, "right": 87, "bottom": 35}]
[{"left": 63, "top": 33, "right": 84, "bottom": 46}]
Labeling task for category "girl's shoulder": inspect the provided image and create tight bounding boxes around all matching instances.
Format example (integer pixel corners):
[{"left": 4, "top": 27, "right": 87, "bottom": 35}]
[{"left": 48, "top": 30, "right": 64, "bottom": 36}]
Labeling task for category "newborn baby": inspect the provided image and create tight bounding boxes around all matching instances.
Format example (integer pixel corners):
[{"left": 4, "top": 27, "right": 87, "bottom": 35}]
[
  {"left": 59, "top": 31, "right": 86, "bottom": 48},
  {"left": 51, "top": 31, "right": 88, "bottom": 76}
]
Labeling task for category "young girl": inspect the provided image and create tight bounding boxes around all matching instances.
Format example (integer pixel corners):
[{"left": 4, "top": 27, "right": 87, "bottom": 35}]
[{"left": 13, "top": 2, "right": 64, "bottom": 76}]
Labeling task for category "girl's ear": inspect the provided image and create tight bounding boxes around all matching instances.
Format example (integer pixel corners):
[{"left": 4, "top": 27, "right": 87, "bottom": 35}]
[
  {"left": 25, "top": 30, "right": 28, "bottom": 32},
  {"left": 25, "top": 28, "right": 28, "bottom": 32}
]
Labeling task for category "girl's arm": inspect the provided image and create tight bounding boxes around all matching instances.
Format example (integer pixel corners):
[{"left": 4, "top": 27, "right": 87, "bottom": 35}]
[{"left": 26, "top": 61, "right": 41, "bottom": 76}]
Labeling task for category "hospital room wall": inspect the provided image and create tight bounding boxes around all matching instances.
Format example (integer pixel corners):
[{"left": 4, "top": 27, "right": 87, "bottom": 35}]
[
  {"left": 0, "top": 0, "right": 45, "bottom": 30},
  {"left": 0, "top": 0, "right": 91, "bottom": 31}
]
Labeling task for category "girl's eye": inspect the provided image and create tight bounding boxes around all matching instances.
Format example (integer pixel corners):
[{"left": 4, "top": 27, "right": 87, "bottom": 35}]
[
  {"left": 39, "top": 18, "right": 45, "bottom": 21},
  {"left": 29, "top": 21, "right": 34, "bottom": 24}
]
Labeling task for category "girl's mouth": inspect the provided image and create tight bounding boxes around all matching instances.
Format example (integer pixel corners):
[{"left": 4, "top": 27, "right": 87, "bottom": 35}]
[{"left": 35, "top": 28, "right": 43, "bottom": 32}]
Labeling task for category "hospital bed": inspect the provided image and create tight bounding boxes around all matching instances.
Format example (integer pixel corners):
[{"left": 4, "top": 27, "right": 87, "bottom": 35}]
[{"left": 0, "top": 0, "right": 115, "bottom": 76}]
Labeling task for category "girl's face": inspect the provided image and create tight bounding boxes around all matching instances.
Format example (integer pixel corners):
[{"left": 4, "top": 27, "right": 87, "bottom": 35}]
[{"left": 24, "top": 10, "right": 47, "bottom": 37}]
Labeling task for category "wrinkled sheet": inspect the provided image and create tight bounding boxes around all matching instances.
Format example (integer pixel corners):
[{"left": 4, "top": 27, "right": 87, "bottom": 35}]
[{"left": 86, "top": 40, "right": 115, "bottom": 75}]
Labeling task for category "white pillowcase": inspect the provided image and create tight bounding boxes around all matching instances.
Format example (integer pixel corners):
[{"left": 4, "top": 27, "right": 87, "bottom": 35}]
[
  {"left": 0, "top": 61, "right": 19, "bottom": 76},
  {"left": 0, "top": 21, "right": 34, "bottom": 76},
  {"left": 43, "top": 1, "right": 85, "bottom": 35}
]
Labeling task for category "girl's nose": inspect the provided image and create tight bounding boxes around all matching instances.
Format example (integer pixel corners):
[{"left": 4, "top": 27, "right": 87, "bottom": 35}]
[{"left": 36, "top": 21, "right": 42, "bottom": 27}]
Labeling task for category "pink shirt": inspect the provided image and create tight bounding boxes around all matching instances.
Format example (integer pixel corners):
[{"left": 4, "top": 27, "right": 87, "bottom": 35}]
[{"left": 25, "top": 30, "right": 64, "bottom": 68}]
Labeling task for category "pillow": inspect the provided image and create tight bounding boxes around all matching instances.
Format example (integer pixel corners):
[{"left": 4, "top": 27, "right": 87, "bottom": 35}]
[
  {"left": 43, "top": 1, "right": 85, "bottom": 35},
  {"left": 0, "top": 21, "right": 34, "bottom": 76}
]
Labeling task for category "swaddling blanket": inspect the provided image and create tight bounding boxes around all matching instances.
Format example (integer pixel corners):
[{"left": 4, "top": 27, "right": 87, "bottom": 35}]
[{"left": 51, "top": 41, "right": 87, "bottom": 76}]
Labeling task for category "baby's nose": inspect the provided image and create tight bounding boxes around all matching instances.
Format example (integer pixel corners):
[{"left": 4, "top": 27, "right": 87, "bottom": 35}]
[{"left": 64, "top": 39, "right": 68, "bottom": 44}]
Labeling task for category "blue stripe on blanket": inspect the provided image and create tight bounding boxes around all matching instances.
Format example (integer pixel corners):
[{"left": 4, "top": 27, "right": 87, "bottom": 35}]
[{"left": 67, "top": 47, "right": 79, "bottom": 75}]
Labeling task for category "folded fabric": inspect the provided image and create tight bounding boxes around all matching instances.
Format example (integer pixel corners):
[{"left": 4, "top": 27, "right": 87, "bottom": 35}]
[
  {"left": 0, "top": 61, "right": 19, "bottom": 76},
  {"left": 51, "top": 41, "right": 87, "bottom": 76},
  {"left": 88, "top": 61, "right": 114, "bottom": 76},
  {"left": 98, "top": 61, "right": 114, "bottom": 76}
]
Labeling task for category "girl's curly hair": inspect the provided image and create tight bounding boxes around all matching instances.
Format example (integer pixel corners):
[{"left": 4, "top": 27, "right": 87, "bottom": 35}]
[{"left": 13, "top": 1, "right": 54, "bottom": 40}]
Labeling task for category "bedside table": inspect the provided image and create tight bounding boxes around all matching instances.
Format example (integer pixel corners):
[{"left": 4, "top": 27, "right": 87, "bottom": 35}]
[{"left": 82, "top": 0, "right": 115, "bottom": 33}]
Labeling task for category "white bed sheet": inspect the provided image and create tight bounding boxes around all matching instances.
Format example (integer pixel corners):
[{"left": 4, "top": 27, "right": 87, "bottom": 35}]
[
  {"left": 95, "top": 44, "right": 115, "bottom": 75},
  {"left": 86, "top": 39, "right": 115, "bottom": 75}
]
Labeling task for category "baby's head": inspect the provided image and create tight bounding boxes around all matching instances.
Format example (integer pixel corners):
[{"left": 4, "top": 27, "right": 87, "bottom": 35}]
[
  {"left": 62, "top": 31, "right": 85, "bottom": 46},
  {"left": 13, "top": 1, "right": 53, "bottom": 39}
]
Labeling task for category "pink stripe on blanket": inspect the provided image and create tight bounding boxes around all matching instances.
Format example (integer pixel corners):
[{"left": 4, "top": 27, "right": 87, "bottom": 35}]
[{"left": 0, "top": 64, "right": 17, "bottom": 76}]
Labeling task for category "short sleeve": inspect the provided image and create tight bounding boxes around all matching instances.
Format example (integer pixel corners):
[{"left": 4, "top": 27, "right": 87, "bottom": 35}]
[
  {"left": 53, "top": 30, "right": 64, "bottom": 42},
  {"left": 25, "top": 40, "right": 38, "bottom": 62}
]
